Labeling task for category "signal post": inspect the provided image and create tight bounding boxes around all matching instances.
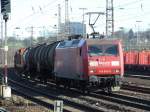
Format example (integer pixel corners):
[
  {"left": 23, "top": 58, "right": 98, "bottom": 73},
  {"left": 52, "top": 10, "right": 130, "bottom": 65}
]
[{"left": 0, "top": 0, "right": 11, "bottom": 99}]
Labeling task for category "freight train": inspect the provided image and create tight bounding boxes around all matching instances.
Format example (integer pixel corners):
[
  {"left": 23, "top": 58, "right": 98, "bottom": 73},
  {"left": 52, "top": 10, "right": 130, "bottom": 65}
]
[
  {"left": 124, "top": 50, "right": 150, "bottom": 72},
  {"left": 14, "top": 39, "right": 124, "bottom": 93}
]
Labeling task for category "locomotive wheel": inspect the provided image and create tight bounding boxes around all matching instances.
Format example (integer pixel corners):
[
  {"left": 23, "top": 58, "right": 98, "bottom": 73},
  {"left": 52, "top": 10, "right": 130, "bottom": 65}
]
[
  {"left": 81, "top": 88, "right": 90, "bottom": 94},
  {"left": 81, "top": 87, "right": 85, "bottom": 94},
  {"left": 80, "top": 82, "right": 88, "bottom": 94},
  {"left": 56, "top": 82, "right": 61, "bottom": 88},
  {"left": 103, "top": 87, "right": 112, "bottom": 94},
  {"left": 55, "top": 78, "right": 60, "bottom": 87},
  {"left": 65, "top": 80, "right": 71, "bottom": 89},
  {"left": 64, "top": 84, "right": 67, "bottom": 89},
  {"left": 24, "top": 74, "right": 29, "bottom": 79},
  {"left": 42, "top": 79, "right": 47, "bottom": 84},
  {"left": 107, "top": 87, "right": 112, "bottom": 94}
]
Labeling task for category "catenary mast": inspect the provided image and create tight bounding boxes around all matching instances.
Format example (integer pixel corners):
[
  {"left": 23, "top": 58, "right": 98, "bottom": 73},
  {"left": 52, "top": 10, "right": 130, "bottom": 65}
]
[{"left": 106, "top": 0, "right": 114, "bottom": 38}]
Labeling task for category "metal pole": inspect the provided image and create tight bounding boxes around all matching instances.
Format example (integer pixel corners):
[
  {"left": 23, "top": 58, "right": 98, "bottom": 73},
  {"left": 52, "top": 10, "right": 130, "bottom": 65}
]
[
  {"left": 30, "top": 26, "right": 33, "bottom": 47},
  {"left": 43, "top": 26, "right": 45, "bottom": 39},
  {"left": 58, "top": 4, "right": 61, "bottom": 41},
  {"left": 136, "top": 21, "right": 142, "bottom": 50},
  {"left": 106, "top": 0, "right": 114, "bottom": 38},
  {"left": 137, "top": 24, "right": 140, "bottom": 50},
  {"left": 82, "top": 11, "right": 85, "bottom": 38},
  {"left": 1, "top": 16, "right": 4, "bottom": 68},
  {"left": 65, "top": 0, "right": 69, "bottom": 39},
  {"left": 1, "top": 16, "right": 3, "bottom": 47},
  {"left": 79, "top": 8, "right": 87, "bottom": 38},
  {"left": 3, "top": 14, "right": 8, "bottom": 85},
  {"left": 137, "top": 25, "right": 139, "bottom": 45},
  {"left": 4, "top": 18, "right": 7, "bottom": 84}
]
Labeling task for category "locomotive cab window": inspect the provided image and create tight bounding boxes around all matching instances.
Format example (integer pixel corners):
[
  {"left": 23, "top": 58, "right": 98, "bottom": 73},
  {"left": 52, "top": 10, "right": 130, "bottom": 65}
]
[
  {"left": 88, "top": 44, "right": 119, "bottom": 56},
  {"left": 88, "top": 45, "right": 103, "bottom": 56},
  {"left": 104, "top": 45, "right": 118, "bottom": 56},
  {"left": 72, "top": 39, "right": 80, "bottom": 46}
]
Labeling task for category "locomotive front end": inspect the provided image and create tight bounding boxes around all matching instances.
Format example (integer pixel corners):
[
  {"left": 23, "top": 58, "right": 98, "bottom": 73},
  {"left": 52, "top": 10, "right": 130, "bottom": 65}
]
[{"left": 87, "top": 39, "right": 124, "bottom": 92}]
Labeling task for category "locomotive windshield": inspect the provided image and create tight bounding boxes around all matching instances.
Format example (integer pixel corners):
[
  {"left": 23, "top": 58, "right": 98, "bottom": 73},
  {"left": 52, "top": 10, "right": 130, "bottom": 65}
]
[{"left": 88, "top": 44, "right": 118, "bottom": 56}]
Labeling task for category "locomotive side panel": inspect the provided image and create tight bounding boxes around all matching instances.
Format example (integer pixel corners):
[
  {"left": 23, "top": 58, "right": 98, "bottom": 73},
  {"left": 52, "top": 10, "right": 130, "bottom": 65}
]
[{"left": 54, "top": 39, "right": 87, "bottom": 80}]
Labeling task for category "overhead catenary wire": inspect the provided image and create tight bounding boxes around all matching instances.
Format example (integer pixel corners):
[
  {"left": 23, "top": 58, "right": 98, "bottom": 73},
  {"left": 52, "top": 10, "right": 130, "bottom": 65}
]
[
  {"left": 12, "top": 0, "right": 145, "bottom": 26},
  {"left": 114, "top": 0, "right": 144, "bottom": 8},
  {"left": 11, "top": 0, "right": 63, "bottom": 27},
  {"left": 9, "top": 0, "right": 150, "bottom": 38}
]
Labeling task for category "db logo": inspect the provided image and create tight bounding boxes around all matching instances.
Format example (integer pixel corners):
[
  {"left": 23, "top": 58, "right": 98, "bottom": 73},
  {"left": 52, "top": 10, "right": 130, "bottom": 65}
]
[{"left": 99, "top": 62, "right": 110, "bottom": 66}]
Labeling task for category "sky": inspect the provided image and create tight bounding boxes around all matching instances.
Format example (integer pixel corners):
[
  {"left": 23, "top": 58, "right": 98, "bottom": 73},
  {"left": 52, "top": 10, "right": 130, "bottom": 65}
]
[{"left": 1, "top": 0, "right": 150, "bottom": 37}]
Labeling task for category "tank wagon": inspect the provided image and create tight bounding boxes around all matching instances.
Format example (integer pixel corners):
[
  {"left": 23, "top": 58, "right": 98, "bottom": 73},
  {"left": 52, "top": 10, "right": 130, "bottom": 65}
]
[{"left": 14, "top": 39, "right": 124, "bottom": 92}]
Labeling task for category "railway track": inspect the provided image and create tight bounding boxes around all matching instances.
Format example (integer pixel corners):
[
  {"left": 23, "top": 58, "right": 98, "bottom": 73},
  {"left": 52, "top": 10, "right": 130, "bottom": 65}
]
[
  {"left": 122, "top": 84, "right": 150, "bottom": 94},
  {"left": 4, "top": 71, "right": 134, "bottom": 112},
  {"left": 10, "top": 77, "right": 136, "bottom": 112},
  {"left": 8, "top": 78, "right": 107, "bottom": 112},
  {"left": 43, "top": 76, "right": 150, "bottom": 111},
  {"left": 90, "top": 91, "right": 150, "bottom": 111},
  {"left": 2, "top": 69, "right": 150, "bottom": 112},
  {"left": 125, "top": 73, "right": 150, "bottom": 80},
  {"left": 36, "top": 81, "right": 150, "bottom": 111}
]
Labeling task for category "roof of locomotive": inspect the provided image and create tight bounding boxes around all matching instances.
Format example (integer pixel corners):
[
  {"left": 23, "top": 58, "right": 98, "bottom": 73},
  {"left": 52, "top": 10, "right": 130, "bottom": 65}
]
[{"left": 86, "top": 39, "right": 121, "bottom": 45}]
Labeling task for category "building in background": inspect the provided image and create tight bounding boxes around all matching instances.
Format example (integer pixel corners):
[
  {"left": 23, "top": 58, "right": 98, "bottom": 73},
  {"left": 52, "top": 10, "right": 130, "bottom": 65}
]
[
  {"left": 60, "top": 22, "right": 86, "bottom": 36},
  {"left": 70, "top": 22, "right": 86, "bottom": 36}
]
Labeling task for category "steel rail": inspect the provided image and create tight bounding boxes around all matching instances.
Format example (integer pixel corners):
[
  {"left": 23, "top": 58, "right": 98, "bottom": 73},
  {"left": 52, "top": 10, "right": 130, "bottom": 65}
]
[
  {"left": 9, "top": 79, "right": 107, "bottom": 112},
  {"left": 90, "top": 92, "right": 150, "bottom": 111},
  {"left": 122, "top": 84, "right": 150, "bottom": 94}
]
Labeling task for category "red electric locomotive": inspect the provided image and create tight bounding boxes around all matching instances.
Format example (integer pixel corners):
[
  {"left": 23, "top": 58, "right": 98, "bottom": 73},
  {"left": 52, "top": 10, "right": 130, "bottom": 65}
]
[{"left": 14, "top": 39, "right": 124, "bottom": 93}]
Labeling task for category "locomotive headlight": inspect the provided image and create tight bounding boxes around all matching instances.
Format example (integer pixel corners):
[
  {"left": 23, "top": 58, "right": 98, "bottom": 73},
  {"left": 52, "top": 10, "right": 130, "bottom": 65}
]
[
  {"left": 115, "top": 69, "right": 120, "bottom": 73},
  {"left": 112, "top": 69, "right": 120, "bottom": 73},
  {"left": 90, "top": 70, "right": 94, "bottom": 73},
  {"left": 89, "top": 61, "right": 98, "bottom": 66},
  {"left": 111, "top": 61, "right": 119, "bottom": 66},
  {"left": 89, "top": 69, "right": 97, "bottom": 73}
]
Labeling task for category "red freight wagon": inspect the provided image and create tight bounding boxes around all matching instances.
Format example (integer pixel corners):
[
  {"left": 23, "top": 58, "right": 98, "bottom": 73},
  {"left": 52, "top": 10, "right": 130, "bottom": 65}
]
[
  {"left": 124, "top": 51, "right": 138, "bottom": 65},
  {"left": 139, "top": 51, "right": 149, "bottom": 65},
  {"left": 124, "top": 51, "right": 138, "bottom": 70},
  {"left": 14, "top": 48, "right": 26, "bottom": 73},
  {"left": 138, "top": 51, "right": 150, "bottom": 71}
]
